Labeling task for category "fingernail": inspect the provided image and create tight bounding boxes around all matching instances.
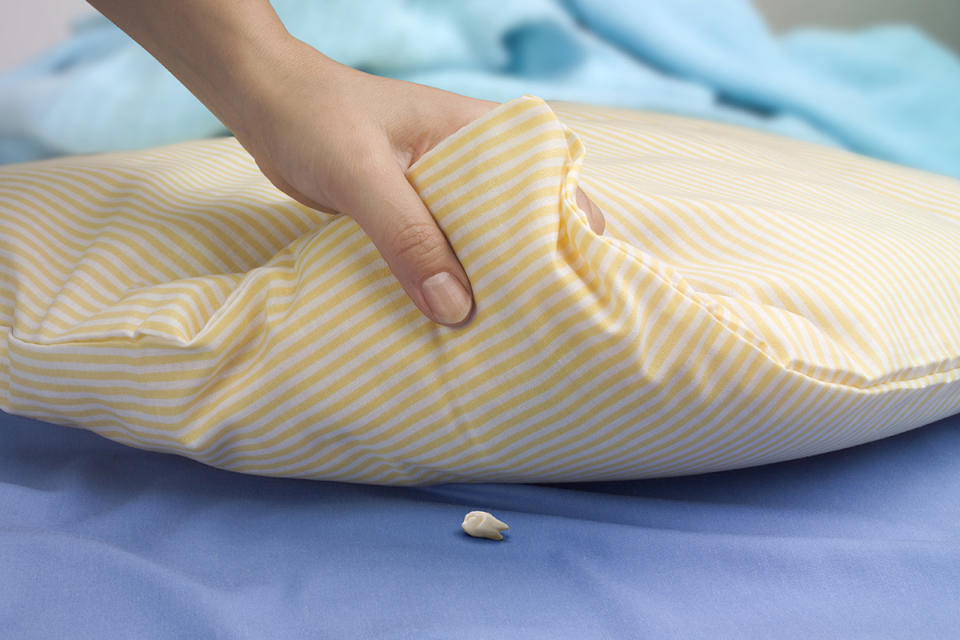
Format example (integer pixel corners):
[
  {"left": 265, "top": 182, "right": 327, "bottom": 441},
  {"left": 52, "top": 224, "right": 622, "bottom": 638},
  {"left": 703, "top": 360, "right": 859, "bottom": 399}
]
[{"left": 421, "top": 272, "right": 472, "bottom": 325}]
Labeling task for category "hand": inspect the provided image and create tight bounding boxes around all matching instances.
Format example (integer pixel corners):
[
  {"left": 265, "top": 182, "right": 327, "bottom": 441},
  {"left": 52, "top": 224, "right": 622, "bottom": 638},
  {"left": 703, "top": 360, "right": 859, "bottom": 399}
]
[
  {"left": 233, "top": 42, "right": 605, "bottom": 327},
  {"left": 86, "top": 0, "right": 604, "bottom": 327}
]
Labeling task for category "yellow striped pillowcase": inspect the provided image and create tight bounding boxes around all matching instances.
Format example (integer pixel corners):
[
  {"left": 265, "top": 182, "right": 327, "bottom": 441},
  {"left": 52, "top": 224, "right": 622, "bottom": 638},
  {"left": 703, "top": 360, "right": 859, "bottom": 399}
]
[{"left": 1, "top": 95, "right": 958, "bottom": 485}]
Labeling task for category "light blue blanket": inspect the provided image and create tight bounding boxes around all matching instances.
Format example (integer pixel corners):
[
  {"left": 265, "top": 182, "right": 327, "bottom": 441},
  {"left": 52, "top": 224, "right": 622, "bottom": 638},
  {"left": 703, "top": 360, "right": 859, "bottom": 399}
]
[{"left": 1, "top": 0, "right": 959, "bottom": 178}]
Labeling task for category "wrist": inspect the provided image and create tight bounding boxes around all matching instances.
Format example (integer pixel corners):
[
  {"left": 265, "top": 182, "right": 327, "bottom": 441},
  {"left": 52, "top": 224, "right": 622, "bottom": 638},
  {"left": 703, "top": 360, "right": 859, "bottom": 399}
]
[
  {"left": 224, "top": 37, "right": 344, "bottom": 149},
  {"left": 196, "top": 20, "right": 301, "bottom": 135}
]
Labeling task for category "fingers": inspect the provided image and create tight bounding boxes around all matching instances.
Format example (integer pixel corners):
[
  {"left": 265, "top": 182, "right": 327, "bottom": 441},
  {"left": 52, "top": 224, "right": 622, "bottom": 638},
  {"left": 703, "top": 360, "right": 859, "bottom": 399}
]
[
  {"left": 340, "top": 155, "right": 474, "bottom": 328},
  {"left": 576, "top": 187, "right": 605, "bottom": 235},
  {"left": 320, "top": 136, "right": 602, "bottom": 330}
]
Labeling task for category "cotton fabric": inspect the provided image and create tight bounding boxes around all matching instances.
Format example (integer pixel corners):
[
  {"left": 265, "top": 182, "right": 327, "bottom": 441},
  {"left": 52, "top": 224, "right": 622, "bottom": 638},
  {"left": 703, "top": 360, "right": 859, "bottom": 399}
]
[{"left": 1, "top": 96, "right": 959, "bottom": 484}]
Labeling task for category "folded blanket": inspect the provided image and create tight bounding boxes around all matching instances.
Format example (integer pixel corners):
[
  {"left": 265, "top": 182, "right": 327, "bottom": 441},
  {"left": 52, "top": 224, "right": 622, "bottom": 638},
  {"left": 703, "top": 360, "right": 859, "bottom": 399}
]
[{"left": 1, "top": 0, "right": 958, "bottom": 178}]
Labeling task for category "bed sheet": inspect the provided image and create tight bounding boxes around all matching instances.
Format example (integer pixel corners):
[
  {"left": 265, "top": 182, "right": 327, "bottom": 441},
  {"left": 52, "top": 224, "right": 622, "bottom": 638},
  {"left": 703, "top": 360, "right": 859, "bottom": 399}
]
[{"left": 2, "top": 408, "right": 957, "bottom": 639}]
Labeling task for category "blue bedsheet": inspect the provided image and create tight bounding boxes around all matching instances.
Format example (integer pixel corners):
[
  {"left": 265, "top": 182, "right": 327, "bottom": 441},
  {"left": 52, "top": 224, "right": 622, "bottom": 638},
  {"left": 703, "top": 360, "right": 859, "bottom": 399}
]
[
  {"left": 2, "top": 409, "right": 958, "bottom": 638},
  {"left": 2, "top": 0, "right": 959, "bottom": 177}
]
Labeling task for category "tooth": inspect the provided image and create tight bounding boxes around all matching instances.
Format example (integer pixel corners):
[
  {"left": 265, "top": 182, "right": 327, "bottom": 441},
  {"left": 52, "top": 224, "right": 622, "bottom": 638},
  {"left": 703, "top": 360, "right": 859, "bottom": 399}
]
[{"left": 461, "top": 511, "right": 509, "bottom": 541}]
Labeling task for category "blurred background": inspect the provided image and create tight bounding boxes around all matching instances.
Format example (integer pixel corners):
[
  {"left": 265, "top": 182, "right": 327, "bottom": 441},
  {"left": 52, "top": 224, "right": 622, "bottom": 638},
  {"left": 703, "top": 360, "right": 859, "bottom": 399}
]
[
  {"left": 0, "top": 0, "right": 957, "bottom": 178},
  {"left": 1, "top": 0, "right": 958, "bottom": 71}
]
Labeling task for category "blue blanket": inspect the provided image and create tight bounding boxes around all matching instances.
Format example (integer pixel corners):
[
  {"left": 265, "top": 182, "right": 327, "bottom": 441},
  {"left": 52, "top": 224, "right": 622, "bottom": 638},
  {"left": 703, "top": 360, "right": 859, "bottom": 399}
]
[{"left": 1, "top": 0, "right": 959, "bottom": 178}]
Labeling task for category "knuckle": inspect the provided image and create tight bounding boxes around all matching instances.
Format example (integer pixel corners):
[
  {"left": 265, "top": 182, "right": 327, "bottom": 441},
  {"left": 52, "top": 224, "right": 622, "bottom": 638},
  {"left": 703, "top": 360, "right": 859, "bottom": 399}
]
[{"left": 390, "top": 221, "right": 446, "bottom": 264}]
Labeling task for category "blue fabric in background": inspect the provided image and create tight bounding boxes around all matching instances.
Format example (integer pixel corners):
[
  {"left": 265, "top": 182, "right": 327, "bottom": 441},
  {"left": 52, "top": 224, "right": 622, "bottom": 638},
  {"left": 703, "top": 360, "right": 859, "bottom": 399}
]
[
  {"left": 1, "top": 0, "right": 959, "bottom": 177},
  {"left": 2, "top": 409, "right": 959, "bottom": 638}
]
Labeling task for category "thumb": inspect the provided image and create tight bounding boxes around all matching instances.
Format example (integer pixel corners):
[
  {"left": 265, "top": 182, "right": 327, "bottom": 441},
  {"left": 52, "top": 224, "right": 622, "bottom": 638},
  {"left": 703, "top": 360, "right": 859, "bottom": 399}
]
[{"left": 340, "top": 158, "right": 474, "bottom": 327}]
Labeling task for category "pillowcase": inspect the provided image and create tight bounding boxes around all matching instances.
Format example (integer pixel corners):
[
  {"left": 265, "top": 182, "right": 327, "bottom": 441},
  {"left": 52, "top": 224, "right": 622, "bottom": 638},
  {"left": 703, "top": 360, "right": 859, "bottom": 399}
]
[{"left": 1, "top": 95, "right": 958, "bottom": 485}]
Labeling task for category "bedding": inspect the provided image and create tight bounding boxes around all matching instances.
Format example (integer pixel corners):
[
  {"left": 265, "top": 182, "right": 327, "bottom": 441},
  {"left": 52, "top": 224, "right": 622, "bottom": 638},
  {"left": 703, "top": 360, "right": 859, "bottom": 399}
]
[
  {"left": 2, "top": 96, "right": 959, "bottom": 485},
  {"left": 2, "top": 406, "right": 959, "bottom": 638},
  {"left": 3, "top": 3, "right": 959, "bottom": 638}
]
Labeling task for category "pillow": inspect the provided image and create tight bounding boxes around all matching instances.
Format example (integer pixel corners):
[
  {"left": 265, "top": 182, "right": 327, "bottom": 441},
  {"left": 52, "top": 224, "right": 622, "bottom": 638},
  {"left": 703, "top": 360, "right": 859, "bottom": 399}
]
[{"left": 1, "top": 95, "right": 958, "bottom": 485}]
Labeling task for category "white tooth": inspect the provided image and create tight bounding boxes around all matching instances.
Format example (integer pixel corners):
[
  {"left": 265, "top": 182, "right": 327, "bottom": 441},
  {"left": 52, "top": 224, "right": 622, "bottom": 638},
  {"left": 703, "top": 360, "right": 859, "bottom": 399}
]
[{"left": 461, "top": 511, "right": 510, "bottom": 541}]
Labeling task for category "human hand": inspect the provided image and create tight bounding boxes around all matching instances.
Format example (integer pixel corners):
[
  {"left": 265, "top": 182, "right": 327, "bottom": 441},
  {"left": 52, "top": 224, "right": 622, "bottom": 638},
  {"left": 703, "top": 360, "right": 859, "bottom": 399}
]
[
  {"left": 87, "top": 0, "right": 603, "bottom": 327},
  {"left": 231, "top": 42, "right": 605, "bottom": 327}
]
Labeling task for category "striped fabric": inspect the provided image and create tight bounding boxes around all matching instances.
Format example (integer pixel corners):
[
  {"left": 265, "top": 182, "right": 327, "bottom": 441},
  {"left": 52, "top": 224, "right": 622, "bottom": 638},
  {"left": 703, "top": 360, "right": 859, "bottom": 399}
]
[{"left": 1, "top": 95, "right": 959, "bottom": 485}]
